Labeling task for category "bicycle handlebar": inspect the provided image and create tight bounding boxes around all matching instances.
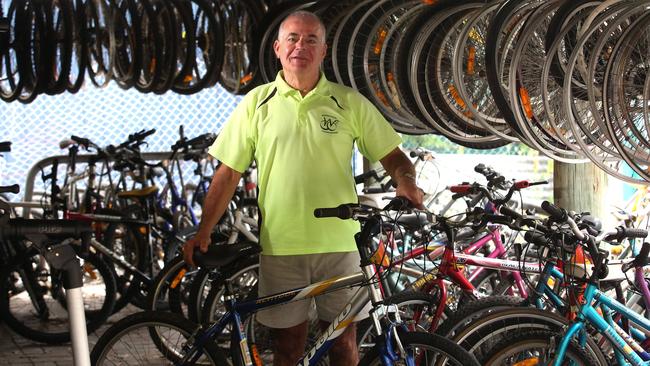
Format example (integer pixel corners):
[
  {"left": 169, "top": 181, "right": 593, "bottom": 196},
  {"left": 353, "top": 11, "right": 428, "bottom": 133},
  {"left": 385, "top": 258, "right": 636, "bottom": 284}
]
[
  {"left": 314, "top": 204, "right": 358, "bottom": 219},
  {"left": 409, "top": 148, "right": 433, "bottom": 161},
  {"left": 314, "top": 197, "right": 425, "bottom": 220},
  {"left": 0, "top": 184, "right": 19, "bottom": 194},
  {"left": 541, "top": 201, "right": 567, "bottom": 222}
]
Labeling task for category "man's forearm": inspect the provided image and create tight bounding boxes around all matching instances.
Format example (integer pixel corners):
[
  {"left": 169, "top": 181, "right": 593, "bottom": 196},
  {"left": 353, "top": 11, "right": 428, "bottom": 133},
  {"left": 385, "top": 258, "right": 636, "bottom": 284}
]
[
  {"left": 196, "top": 165, "right": 242, "bottom": 238},
  {"left": 380, "top": 148, "right": 417, "bottom": 187}
]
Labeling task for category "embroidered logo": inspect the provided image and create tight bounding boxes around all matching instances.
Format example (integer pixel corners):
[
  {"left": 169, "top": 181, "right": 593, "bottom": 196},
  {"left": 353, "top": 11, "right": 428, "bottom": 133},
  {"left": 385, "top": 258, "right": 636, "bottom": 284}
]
[{"left": 320, "top": 114, "right": 339, "bottom": 134}]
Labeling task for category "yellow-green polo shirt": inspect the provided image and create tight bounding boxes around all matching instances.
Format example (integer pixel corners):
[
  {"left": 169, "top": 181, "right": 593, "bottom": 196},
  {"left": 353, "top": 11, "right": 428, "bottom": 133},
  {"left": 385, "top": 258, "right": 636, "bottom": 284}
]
[{"left": 209, "top": 71, "right": 401, "bottom": 255}]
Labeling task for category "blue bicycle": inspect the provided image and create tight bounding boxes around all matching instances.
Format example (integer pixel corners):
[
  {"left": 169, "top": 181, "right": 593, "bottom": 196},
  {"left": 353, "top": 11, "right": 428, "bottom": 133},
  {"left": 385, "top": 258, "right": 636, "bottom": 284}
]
[
  {"left": 483, "top": 201, "right": 650, "bottom": 365},
  {"left": 90, "top": 197, "right": 480, "bottom": 365}
]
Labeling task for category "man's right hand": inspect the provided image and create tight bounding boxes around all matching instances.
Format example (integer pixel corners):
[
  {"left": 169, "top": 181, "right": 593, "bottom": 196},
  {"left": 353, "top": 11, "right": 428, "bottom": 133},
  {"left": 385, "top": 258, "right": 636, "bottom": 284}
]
[{"left": 183, "top": 233, "right": 211, "bottom": 267}]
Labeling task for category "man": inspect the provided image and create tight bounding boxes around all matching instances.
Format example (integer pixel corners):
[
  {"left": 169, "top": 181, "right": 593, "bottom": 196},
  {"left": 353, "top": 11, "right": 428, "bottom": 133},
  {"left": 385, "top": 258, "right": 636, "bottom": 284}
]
[{"left": 183, "top": 10, "right": 423, "bottom": 365}]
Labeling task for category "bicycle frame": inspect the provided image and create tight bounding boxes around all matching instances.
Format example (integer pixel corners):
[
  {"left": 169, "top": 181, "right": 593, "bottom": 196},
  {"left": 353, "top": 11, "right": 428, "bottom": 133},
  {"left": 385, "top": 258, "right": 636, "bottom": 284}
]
[
  {"left": 182, "top": 266, "right": 398, "bottom": 366},
  {"left": 382, "top": 225, "right": 530, "bottom": 298},
  {"left": 556, "top": 283, "right": 650, "bottom": 366}
]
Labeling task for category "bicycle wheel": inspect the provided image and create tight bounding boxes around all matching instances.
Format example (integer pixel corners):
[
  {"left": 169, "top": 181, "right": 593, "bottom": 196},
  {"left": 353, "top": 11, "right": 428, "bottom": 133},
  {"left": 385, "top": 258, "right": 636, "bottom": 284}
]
[
  {"left": 218, "top": 0, "right": 264, "bottom": 94},
  {"left": 66, "top": 0, "right": 87, "bottom": 93},
  {"left": 101, "top": 218, "right": 149, "bottom": 312},
  {"left": 446, "top": 307, "right": 607, "bottom": 365},
  {"left": 0, "top": 243, "right": 116, "bottom": 343},
  {"left": 435, "top": 295, "right": 524, "bottom": 339},
  {"left": 200, "top": 255, "right": 259, "bottom": 325},
  {"left": 482, "top": 329, "right": 597, "bottom": 365},
  {"left": 358, "top": 330, "right": 480, "bottom": 366},
  {"left": 84, "top": 0, "right": 112, "bottom": 88},
  {"left": 171, "top": 0, "right": 224, "bottom": 94},
  {"left": 485, "top": 0, "right": 546, "bottom": 139},
  {"left": 146, "top": 255, "right": 195, "bottom": 316},
  {"left": 0, "top": 0, "right": 26, "bottom": 102},
  {"left": 508, "top": 0, "right": 587, "bottom": 162},
  {"left": 91, "top": 311, "right": 227, "bottom": 365}
]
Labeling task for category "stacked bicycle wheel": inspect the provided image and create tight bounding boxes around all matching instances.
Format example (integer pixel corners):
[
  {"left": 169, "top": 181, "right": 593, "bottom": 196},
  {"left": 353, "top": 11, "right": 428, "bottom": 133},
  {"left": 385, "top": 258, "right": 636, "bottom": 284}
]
[{"left": 2, "top": 0, "right": 650, "bottom": 182}]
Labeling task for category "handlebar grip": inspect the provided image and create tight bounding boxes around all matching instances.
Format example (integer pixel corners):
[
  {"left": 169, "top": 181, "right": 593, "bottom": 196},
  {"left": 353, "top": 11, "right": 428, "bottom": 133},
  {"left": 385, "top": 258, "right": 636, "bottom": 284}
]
[
  {"left": 1, "top": 218, "right": 92, "bottom": 239},
  {"left": 71, "top": 135, "right": 92, "bottom": 148},
  {"left": 127, "top": 129, "right": 156, "bottom": 144},
  {"left": 187, "top": 133, "right": 216, "bottom": 149},
  {"left": 136, "top": 128, "right": 156, "bottom": 140},
  {"left": 541, "top": 201, "right": 566, "bottom": 221},
  {"left": 482, "top": 214, "right": 513, "bottom": 225},
  {"left": 0, "top": 184, "right": 20, "bottom": 194},
  {"left": 450, "top": 184, "right": 471, "bottom": 194},
  {"left": 314, "top": 204, "right": 354, "bottom": 219},
  {"left": 499, "top": 206, "right": 523, "bottom": 220},
  {"left": 513, "top": 181, "right": 531, "bottom": 189},
  {"left": 623, "top": 228, "right": 648, "bottom": 239},
  {"left": 0, "top": 141, "right": 11, "bottom": 152},
  {"left": 524, "top": 230, "right": 550, "bottom": 247}
]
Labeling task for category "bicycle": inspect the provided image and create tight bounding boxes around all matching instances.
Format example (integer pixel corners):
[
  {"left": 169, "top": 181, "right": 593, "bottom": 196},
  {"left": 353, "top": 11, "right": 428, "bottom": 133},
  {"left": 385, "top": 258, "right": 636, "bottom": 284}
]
[
  {"left": 0, "top": 188, "right": 94, "bottom": 365},
  {"left": 91, "top": 197, "right": 480, "bottom": 365},
  {"left": 482, "top": 201, "right": 650, "bottom": 365}
]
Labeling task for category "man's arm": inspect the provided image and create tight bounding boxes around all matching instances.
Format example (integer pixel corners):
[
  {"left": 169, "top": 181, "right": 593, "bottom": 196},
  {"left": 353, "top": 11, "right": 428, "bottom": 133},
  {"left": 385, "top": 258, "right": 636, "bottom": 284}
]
[
  {"left": 379, "top": 147, "right": 424, "bottom": 208},
  {"left": 183, "top": 163, "right": 243, "bottom": 266}
]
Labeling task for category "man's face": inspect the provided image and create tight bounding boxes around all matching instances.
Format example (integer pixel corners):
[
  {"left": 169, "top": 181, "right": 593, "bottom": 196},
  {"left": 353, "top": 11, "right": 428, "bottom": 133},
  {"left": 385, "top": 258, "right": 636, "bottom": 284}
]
[{"left": 274, "top": 16, "right": 327, "bottom": 76}]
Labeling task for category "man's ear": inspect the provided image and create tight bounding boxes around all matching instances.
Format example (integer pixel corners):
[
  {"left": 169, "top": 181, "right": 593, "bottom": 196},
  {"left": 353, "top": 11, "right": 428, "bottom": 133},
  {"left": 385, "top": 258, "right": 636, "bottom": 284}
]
[{"left": 273, "top": 39, "right": 280, "bottom": 59}]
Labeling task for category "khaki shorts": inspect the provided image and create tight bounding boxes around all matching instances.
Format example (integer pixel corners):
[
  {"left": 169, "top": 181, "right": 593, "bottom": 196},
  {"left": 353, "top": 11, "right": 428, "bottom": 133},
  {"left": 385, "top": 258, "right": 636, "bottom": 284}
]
[{"left": 255, "top": 251, "right": 361, "bottom": 328}]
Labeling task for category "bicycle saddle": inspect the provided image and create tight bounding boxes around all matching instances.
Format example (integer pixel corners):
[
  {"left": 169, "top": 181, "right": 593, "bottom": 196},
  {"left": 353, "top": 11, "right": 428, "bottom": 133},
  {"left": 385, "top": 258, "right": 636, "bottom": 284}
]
[{"left": 194, "top": 242, "right": 261, "bottom": 269}]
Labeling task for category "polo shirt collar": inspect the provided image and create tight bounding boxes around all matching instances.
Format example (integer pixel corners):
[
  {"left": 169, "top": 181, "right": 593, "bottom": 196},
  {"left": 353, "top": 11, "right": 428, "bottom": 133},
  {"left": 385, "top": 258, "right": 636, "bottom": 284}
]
[{"left": 275, "top": 71, "right": 331, "bottom": 97}]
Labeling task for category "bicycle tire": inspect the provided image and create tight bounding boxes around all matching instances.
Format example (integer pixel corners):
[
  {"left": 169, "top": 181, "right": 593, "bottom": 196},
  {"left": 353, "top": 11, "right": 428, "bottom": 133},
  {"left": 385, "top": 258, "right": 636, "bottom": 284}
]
[
  {"left": 358, "top": 330, "right": 480, "bottom": 366},
  {"left": 435, "top": 295, "right": 524, "bottom": 339},
  {"left": 218, "top": 0, "right": 264, "bottom": 94},
  {"left": 108, "top": 0, "right": 141, "bottom": 90},
  {"left": 66, "top": 0, "right": 87, "bottom": 93},
  {"left": 171, "top": 0, "right": 223, "bottom": 94},
  {"left": 200, "top": 255, "right": 259, "bottom": 325},
  {"left": 442, "top": 306, "right": 607, "bottom": 365},
  {"left": 133, "top": 0, "right": 163, "bottom": 93},
  {"left": 101, "top": 217, "right": 149, "bottom": 313},
  {"left": 450, "top": 1, "right": 520, "bottom": 142},
  {"left": 91, "top": 310, "right": 227, "bottom": 365},
  {"left": 84, "top": 0, "right": 113, "bottom": 88},
  {"left": 0, "top": 244, "right": 116, "bottom": 344},
  {"left": 0, "top": 0, "right": 26, "bottom": 102},
  {"left": 42, "top": 0, "right": 74, "bottom": 95},
  {"left": 482, "top": 328, "right": 598, "bottom": 365},
  {"left": 16, "top": 0, "right": 45, "bottom": 103},
  {"left": 484, "top": 0, "right": 546, "bottom": 138}
]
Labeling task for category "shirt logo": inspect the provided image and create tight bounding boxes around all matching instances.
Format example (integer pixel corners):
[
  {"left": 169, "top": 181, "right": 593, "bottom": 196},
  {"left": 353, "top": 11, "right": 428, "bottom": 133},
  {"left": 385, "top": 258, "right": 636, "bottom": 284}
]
[{"left": 320, "top": 114, "right": 339, "bottom": 134}]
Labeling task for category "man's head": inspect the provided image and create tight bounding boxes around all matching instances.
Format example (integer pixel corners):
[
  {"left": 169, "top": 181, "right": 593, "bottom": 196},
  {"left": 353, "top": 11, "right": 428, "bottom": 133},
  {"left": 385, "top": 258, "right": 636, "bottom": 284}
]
[{"left": 274, "top": 11, "right": 327, "bottom": 79}]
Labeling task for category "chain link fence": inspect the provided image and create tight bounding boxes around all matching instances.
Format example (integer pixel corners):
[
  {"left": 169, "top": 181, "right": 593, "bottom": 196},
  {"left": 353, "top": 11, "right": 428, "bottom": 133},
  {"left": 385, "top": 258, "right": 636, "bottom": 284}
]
[{"left": 2, "top": 83, "right": 242, "bottom": 199}]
